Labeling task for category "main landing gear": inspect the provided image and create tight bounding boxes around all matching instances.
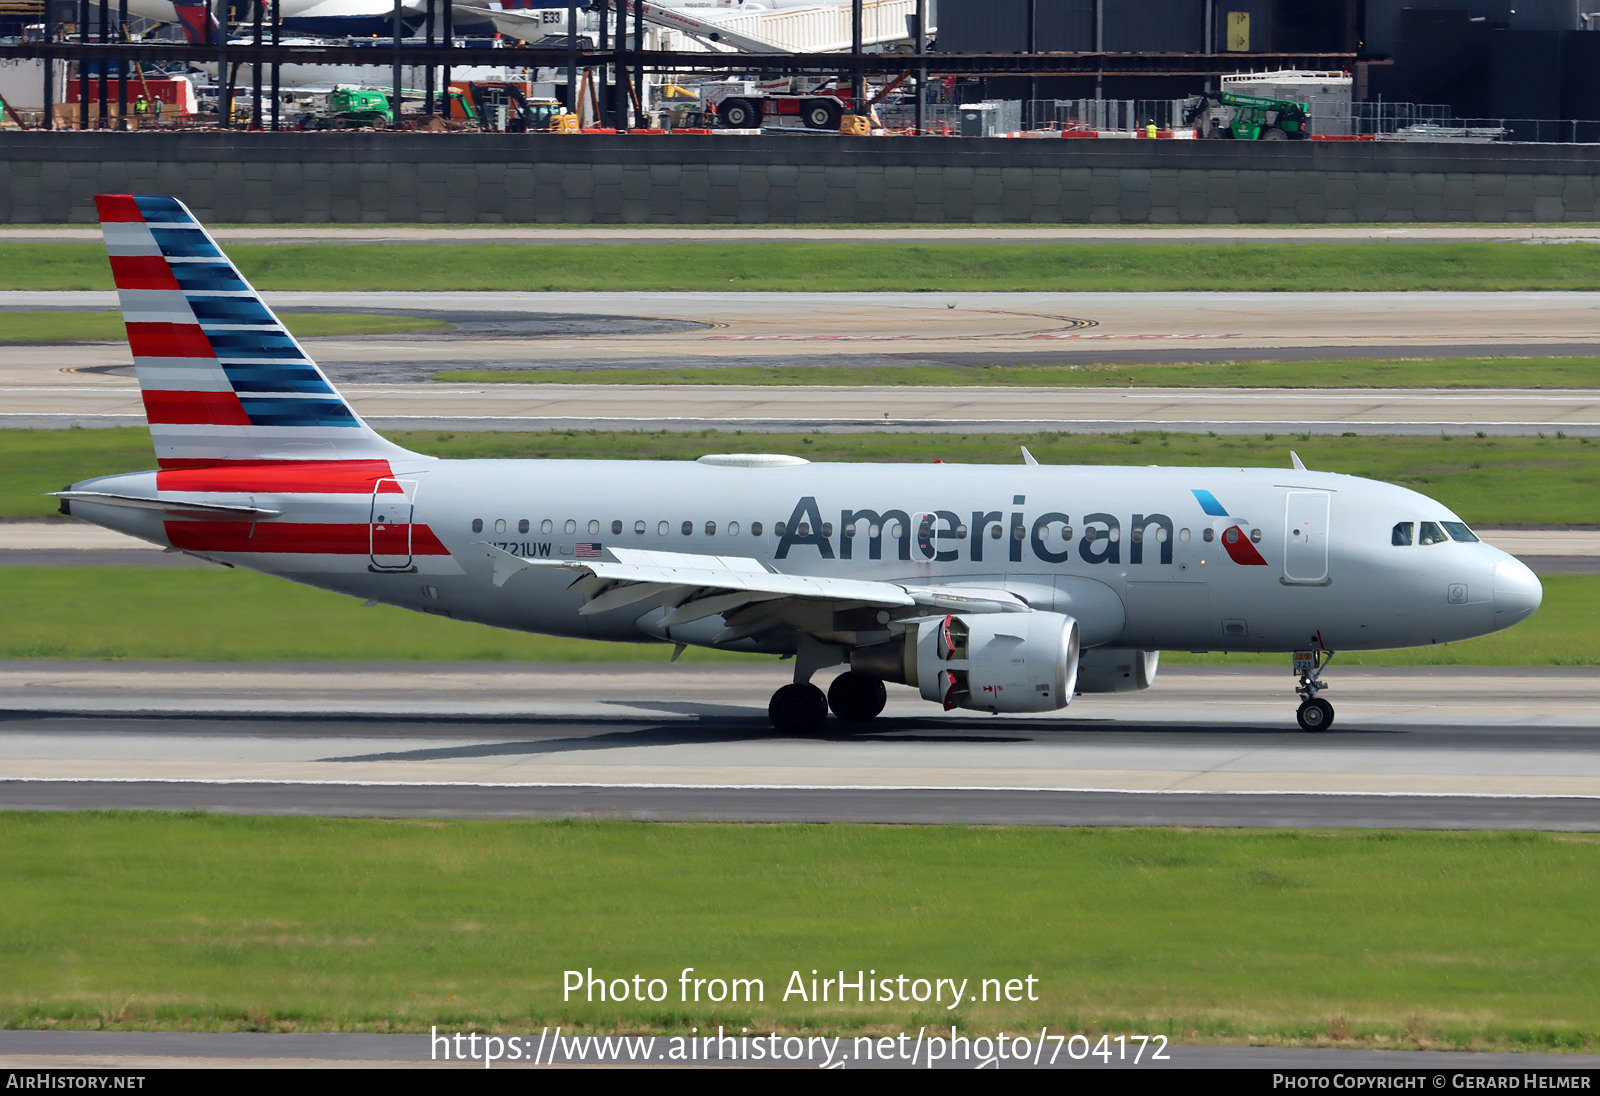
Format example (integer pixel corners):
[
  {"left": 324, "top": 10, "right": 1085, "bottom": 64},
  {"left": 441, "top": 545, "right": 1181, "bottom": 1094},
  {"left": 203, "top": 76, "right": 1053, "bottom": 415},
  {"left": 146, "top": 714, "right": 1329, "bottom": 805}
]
[
  {"left": 767, "top": 639, "right": 887, "bottom": 734},
  {"left": 1293, "top": 644, "right": 1335, "bottom": 732},
  {"left": 767, "top": 672, "right": 888, "bottom": 734}
]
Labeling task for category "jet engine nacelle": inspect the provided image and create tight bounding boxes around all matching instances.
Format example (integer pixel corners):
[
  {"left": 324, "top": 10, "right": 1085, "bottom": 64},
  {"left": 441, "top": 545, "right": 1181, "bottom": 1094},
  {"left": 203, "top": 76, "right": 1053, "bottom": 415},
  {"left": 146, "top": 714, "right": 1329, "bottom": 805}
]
[
  {"left": 1074, "top": 648, "right": 1160, "bottom": 694},
  {"left": 851, "top": 612, "right": 1079, "bottom": 714}
]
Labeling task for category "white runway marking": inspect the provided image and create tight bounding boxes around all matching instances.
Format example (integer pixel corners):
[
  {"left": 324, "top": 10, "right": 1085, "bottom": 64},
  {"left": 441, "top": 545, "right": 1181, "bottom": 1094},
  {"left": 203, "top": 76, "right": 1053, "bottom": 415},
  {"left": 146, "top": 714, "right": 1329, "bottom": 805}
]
[{"left": 5, "top": 776, "right": 1597, "bottom": 800}]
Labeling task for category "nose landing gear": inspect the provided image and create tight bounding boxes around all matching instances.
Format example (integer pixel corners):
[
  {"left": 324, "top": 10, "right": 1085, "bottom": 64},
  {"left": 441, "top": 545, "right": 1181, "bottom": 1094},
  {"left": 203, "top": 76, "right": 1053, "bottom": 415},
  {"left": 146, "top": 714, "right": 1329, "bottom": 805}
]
[{"left": 1293, "top": 644, "right": 1335, "bottom": 731}]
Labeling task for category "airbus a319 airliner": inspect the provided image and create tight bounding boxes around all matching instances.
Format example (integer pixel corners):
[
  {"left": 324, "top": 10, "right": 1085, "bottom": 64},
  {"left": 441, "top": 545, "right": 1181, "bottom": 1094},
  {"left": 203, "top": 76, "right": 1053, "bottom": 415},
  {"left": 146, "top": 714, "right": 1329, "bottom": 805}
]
[{"left": 57, "top": 195, "right": 1544, "bottom": 733}]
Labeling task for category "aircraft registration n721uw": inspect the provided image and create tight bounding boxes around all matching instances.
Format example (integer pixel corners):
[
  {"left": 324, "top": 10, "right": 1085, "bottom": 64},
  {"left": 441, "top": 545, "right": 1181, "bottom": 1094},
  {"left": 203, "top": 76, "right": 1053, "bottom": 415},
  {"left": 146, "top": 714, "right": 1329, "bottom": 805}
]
[{"left": 59, "top": 195, "right": 1544, "bottom": 733}]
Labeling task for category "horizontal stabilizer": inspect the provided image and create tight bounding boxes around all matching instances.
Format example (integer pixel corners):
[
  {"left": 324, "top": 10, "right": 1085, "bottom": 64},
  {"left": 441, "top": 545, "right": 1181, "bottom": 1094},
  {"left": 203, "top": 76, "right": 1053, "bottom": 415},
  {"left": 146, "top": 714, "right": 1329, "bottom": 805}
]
[{"left": 49, "top": 490, "right": 282, "bottom": 518}]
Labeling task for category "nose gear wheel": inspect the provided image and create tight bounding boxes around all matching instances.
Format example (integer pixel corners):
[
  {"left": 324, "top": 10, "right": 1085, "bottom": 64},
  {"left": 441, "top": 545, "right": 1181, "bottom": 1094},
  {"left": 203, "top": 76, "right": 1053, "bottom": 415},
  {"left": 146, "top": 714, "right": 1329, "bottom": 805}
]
[{"left": 1293, "top": 643, "right": 1335, "bottom": 732}]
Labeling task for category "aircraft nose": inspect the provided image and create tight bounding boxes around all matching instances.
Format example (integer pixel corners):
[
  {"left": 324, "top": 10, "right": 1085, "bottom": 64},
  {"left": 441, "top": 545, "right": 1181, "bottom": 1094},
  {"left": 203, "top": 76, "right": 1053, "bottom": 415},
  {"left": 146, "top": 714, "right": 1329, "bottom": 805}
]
[{"left": 1493, "top": 557, "right": 1543, "bottom": 626}]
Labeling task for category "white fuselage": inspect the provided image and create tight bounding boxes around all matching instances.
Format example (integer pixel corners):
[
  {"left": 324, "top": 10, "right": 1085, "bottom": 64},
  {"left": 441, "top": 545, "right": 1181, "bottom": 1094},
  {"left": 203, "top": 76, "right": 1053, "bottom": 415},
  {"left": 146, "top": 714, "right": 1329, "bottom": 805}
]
[{"left": 70, "top": 458, "right": 1543, "bottom": 657}]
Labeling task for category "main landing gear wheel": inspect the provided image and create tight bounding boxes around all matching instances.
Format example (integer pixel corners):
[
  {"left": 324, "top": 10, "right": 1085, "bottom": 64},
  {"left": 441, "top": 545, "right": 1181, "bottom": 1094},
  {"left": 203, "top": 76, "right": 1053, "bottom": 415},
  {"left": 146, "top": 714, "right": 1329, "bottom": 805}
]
[
  {"left": 769, "top": 682, "right": 828, "bottom": 734},
  {"left": 1296, "top": 697, "right": 1334, "bottom": 732},
  {"left": 827, "top": 671, "right": 886, "bottom": 726}
]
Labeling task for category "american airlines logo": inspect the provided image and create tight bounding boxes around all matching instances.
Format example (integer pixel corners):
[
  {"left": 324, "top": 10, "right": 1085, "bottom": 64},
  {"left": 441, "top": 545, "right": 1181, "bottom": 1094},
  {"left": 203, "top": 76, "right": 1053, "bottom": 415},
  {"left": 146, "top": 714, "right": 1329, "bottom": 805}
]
[
  {"left": 1190, "top": 489, "right": 1269, "bottom": 566},
  {"left": 772, "top": 493, "right": 1268, "bottom": 567}
]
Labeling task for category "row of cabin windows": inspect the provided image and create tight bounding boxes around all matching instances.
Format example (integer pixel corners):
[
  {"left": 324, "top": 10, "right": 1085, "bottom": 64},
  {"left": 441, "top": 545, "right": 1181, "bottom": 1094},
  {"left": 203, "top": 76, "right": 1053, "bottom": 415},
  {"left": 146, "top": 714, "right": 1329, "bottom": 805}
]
[
  {"left": 467, "top": 517, "right": 1220, "bottom": 543},
  {"left": 1392, "top": 521, "right": 1479, "bottom": 547},
  {"left": 473, "top": 516, "right": 770, "bottom": 537}
]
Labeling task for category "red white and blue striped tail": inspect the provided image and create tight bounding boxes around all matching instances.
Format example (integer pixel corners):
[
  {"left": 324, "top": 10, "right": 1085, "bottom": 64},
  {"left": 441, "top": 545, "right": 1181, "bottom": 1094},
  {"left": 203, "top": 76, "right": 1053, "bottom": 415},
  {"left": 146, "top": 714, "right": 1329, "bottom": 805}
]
[{"left": 96, "top": 194, "right": 420, "bottom": 470}]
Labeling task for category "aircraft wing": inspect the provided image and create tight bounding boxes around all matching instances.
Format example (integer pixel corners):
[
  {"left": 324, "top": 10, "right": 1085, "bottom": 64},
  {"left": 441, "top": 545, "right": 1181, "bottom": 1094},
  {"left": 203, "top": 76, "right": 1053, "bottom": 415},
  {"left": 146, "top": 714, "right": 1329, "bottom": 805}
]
[{"left": 481, "top": 543, "right": 1027, "bottom": 644}]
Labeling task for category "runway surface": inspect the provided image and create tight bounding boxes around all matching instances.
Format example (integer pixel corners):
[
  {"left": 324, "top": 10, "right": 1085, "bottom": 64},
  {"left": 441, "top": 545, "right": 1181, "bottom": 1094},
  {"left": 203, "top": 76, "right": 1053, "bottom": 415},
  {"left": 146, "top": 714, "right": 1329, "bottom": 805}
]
[{"left": 3, "top": 663, "right": 1597, "bottom": 826}]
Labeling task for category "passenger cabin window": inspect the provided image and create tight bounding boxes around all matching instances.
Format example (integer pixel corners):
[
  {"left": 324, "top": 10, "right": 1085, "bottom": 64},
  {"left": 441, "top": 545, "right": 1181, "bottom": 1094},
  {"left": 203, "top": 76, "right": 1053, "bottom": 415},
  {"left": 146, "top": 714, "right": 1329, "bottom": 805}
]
[
  {"left": 518, "top": 519, "right": 529, "bottom": 534},
  {"left": 1442, "top": 521, "right": 1479, "bottom": 543},
  {"left": 705, "top": 521, "right": 716, "bottom": 536},
  {"left": 775, "top": 522, "right": 787, "bottom": 536},
  {"left": 1392, "top": 522, "right": 1414, "bottom": 546},
  {"left": 659, "top": 521, "right": 669, "bottom": 535},
  {"left": 541, "top": 519, "right": 553, "bottom": 535},
  {"left": 635, "top": 520, "right": 646, "bottom": 535},
  {"left": 1418, "top": 521, "right": 1448, "bottom": 546},
  {"left": 751, "top": 522, "right": 763, "bottom": 536},
  {"left": 494, "top": 519, "right": 507, "bottom": 534},
  {"left": 587, "top": 520, "right": 600, "bottom": 536},
  {"left": 729, "top": 521, "right": 740, "bottom": 536},
  {"left": 564, "top": 519, "right": 577, "bottom": 535},
  {"left": 1202, "top": 528, "right": 1214, "bottom": 543},
  {"left": 611, "top": 520, "right": 623, "bottom": 535},
  {"left": 471, "top": 518, "right": 483, "bottom": 533},
  {"left": 681, "top": 520, "right": 693, "bottom": 536}
]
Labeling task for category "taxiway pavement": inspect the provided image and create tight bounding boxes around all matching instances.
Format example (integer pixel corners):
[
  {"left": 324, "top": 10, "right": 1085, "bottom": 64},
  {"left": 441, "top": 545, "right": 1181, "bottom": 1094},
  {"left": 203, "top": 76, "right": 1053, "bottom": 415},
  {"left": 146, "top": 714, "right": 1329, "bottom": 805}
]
[
  {"left": 6, "top": 290, "right": 1596, "bottom": 435},
  {"left": 14, "top": 224, "right": 1600, "bottom": 244},
  {"left": 6, "top": 291, "right": 1593, "bottom": 435}
]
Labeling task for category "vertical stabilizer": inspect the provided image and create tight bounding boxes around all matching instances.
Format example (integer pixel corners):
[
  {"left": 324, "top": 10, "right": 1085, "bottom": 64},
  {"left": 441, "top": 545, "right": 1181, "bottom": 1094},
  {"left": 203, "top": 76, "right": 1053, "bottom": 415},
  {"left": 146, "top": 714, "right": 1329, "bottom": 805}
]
[
  {"left": 96, "top": 194, "right": 421, "bottom": 469},
  {"left": 169, "top": 2, "right": 222, "bottom": 45}
]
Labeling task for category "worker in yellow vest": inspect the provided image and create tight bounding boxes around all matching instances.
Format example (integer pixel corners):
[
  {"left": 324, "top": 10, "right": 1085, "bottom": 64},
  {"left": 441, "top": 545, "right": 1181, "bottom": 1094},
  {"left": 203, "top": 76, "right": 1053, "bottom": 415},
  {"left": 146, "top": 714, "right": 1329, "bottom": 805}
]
[
  {"left": 1145, "top": 120, "right": 1157, "bottom": 139},
  {"left": 133, "top": 94, "right": 148, "bottom": 128}
]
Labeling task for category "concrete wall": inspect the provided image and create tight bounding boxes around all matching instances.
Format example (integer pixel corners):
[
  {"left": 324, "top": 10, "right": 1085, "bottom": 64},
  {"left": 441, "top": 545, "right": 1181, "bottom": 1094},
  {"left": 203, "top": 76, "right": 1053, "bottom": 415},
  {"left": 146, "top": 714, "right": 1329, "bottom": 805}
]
[{"left": 4, "top": 132, "right": 1600, "bottom": 224}]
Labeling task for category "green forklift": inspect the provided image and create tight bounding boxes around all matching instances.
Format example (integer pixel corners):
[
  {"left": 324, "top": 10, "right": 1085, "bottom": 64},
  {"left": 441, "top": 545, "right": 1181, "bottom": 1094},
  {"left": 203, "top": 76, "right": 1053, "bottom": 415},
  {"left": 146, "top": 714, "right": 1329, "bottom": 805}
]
[{"left": 1184, "top": 91, "right": 1311, "bottom": 140}]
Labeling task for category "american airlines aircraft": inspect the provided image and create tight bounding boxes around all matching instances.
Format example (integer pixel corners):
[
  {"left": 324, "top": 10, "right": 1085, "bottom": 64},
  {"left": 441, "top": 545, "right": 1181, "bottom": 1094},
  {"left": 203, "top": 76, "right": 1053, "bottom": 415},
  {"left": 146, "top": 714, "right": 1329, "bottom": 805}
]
[{"left": 57, "top": 195, "right": 1545, "bottom": 734}]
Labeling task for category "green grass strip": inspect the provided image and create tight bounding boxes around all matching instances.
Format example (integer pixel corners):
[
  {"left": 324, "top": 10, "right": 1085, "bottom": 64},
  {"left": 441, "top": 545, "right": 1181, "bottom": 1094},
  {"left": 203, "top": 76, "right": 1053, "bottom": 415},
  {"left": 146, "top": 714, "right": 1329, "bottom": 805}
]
[
  {"left": 3, "top": 814, "right": 1597, "bottom": 1048},
  {"left": 9, "top": 241, "right": 1600, "bottom": 292},
  {"left": 6, "top": 427, "right": 1597, "bottom": 525},
  {"left": 438, "top": 356, "right": 1600, "bottom": 390},
  {"left": 0, "top": 311, "right": 448, "bottom": 343},
  {"left": 0, "top": 568, "right": 1585, "bottom": 665}
]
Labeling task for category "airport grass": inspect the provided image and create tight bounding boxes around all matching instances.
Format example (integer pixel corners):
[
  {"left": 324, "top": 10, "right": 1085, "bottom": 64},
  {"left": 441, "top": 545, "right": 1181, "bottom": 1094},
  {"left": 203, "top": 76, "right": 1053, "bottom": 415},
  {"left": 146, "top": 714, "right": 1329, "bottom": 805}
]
[
  {"left": 0, "top": 569, "right": 1589, "bottom": 666},
  {"left": 5, "top": 427, "right": 1598, "bottom": 526},
  {"left": 9, "top": 240, "right": 1600, "bottom": 292},
  {"left": 0, "top": 311, "right": 448, "bottom": 343},
  {"left": 438, "top": 356, "right": 1600, "bottom": 390},
  {"left": 2, "top": 813, "right": 1598, "bottom": 1049}
]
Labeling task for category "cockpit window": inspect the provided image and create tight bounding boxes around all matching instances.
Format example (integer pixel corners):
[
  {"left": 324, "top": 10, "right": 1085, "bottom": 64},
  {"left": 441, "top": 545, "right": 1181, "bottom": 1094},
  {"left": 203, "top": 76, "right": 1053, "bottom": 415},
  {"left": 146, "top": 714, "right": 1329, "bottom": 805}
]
[
  {"left": 1391, "top": 522, "right": 1414, "bottom": 546},
  {"left": 1418, "top": 521, "right": 1448, "bottom": 545},
  {"left": 1442, "top": 521, "right": 1479, "bottom": 543}
]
